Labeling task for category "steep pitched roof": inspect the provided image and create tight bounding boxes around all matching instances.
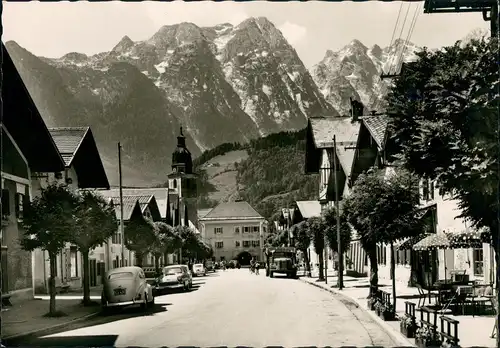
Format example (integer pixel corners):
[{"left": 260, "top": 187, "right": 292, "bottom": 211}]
[
  {"left": 3, "top": 43, "right": 65, "bottom": 173},
  {"left": 48, "top": 127, "right": 109, "bottom": 189},
  {"left": 200, "top": 201, "right": 263, "bottom": 221},
  {"left": 197, "top": 209, "right": 212, "bottom": 219},
  {"left": 309, "top": 117, "right": 360, "bottom": 149},
  {"left": 112, "top": 196, "right": 141, "bottom": 221},
  {"left": 295, "top": 201, "right": 321, "bottom": 219},
  {"left": 99, "top": 188, "right": 169, "bottom": 219},
  {"left": 48, "top": 127, "right": 89, "bottom": 166},
  {"left": 362, "top": 115, "right": 389, "bottom": 149}
]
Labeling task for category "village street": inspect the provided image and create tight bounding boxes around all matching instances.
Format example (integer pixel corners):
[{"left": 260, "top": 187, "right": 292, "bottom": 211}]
[{"left": 6, "top": 270, "right": 397, "bottom": 347}]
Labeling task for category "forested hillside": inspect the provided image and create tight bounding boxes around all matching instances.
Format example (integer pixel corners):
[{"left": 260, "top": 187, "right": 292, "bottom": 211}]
[{"left": 194, "top": 129, "right": 319, "bottom": 219}]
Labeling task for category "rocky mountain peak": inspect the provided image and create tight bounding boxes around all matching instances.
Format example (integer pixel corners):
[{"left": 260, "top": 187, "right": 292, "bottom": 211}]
[
  {"left": 112, "top": 35, "right": 134, "bottom": 53},
  {"left": 148, "top": 22, "right": 205, "bottom": 49},
  {"left": 346, "top": 39, "right": 367, "bottom": 53},
  {"left": 369, "top": 44, "right": 383, "bottom": 59},
  {"left": 324, "top": 49, "right": 335, "bottom": 59}
]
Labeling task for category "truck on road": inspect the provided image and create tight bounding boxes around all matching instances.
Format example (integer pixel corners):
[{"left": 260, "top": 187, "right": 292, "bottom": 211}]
[{"left": 265, "top": 246, "right": 298, "bottom": 278}]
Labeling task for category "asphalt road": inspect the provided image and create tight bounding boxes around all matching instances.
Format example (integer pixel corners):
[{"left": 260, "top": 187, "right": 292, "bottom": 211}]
[{"left": 9, "top": 269, "right": 397, "bottom": 347}]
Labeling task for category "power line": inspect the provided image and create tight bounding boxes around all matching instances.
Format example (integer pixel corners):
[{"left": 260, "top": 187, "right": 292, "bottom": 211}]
[
  {"left": 396, "top": 3, "right": 422, "bottom": 73},
  {"left": 390, "top": 3, "right": 412, "bottom": 76}
]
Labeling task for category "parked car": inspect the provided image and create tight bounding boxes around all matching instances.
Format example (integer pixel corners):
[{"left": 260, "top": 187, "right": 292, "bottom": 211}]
[
  {"left": 193, "top": 263, "right": 206, "bottom": 277},
  {"left": 101, "top": 266, "right": 155, "bottom": 313},
  {"left": 154, "top": 265, "right": 193, "bottom": 293},
  {"left": 205, "top": 260, "right": 215, "bottom": 272}
]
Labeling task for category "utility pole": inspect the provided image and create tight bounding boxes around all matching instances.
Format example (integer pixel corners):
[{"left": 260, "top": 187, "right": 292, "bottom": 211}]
[
  {"left": 118, "top": 143, "right": 125, "bottom": 267},
  {"left": 333, "top": 135, "right": 344, "bottom": 290}
]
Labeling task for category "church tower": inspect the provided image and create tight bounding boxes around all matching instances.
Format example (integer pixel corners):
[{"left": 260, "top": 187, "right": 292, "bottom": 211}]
[{"left": 168, "top": 127, "right": 198, "bottom": 227}]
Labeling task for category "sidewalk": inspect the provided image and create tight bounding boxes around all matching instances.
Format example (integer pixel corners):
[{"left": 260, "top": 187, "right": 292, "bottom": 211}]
[
  {"left": 301, "top": 274, "right": 496, "bottom": 347},
  {"left": 3, "top": 290, "right": 101, "bottom": 339}
]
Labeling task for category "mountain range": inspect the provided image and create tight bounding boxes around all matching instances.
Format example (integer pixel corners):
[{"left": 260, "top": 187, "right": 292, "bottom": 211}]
[{"left": 6, "top": 16, "right": 419, "bottom": 186}]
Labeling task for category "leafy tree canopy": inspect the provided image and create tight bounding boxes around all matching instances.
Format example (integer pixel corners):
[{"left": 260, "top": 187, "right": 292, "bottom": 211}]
[
  {"left": 385, "top": 38, "right": 498, "bottom": 234},
  {"left": 343, "top": 169, "right": 422, "bottom": 249},
  {"left": 124, "top": 216, "right": 156, "bottom": 255},
  {"left": 322, "top": 207, "right": 351, "bottom": 253},
  {"left": 21, "top": 183, "right": 78, "bottom": 254},
  {"left": 307, "top": 216, "right": 325, "bottom": 252},
  {"left": 71, "top": 190, "right": 117, "bottom": 251},
  {"left": 292, "top": 221, "right": 310, "bottom": 251}
]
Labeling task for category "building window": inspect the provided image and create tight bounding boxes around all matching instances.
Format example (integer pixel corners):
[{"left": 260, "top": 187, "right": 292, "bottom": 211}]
[
  {"left": 253, "top": 226, "right": 259, "bottom": 233},
  {"left": 235, "top": 241, "right": 240, "bottom": 247},
  {"left": 15, "top": 193, "right": 25, "bottom": 220},
  {"left": 429, "top": 181, "right": 435, "bottom": 200},
  {"left": 214, "top": 227, "right": 223, "bottom": 234},
  {"left": 422, "top": 179, "right": 430, "bottom": 201},
  {"left": 243, "top": 241, "right": 251, "bottom": 248},
  {"left": 215, "top": 241, "right": 224, "bottom": 249},
  {"left": 234, "top": 227, "right": 240, "bottom": 234},
  {"left": 473, "top": 248, "right": 484, "bottom": 276},
  {"left": 112, "top": 231, "right": 121, "bottom": 244},
  {"left": 252, "top": 240, "right": 260, "bottom": 247},
  {"left": 70, "top": 247, "right": 78, "bottom": 278}
]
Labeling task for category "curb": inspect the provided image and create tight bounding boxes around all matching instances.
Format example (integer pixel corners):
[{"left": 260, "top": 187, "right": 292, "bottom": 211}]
[
  {"left": 3, "top": 311, "right": 100, "bottom": 341},
  {"left": 300, "top": 278, "right": 416, "bottom": 347}
]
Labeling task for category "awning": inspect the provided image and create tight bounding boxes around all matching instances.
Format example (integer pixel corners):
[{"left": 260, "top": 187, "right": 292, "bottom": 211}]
[{"left": 396, "top": 234, "right": 430, "bottom": 250}]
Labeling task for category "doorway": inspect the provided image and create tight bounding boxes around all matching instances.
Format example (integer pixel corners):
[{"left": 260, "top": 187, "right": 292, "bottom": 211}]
[{"left": 237, "top": 251, "right": 253, "bottom": 266}]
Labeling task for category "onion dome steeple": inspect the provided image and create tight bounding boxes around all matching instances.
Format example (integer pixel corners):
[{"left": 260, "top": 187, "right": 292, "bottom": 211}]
[{"left": 171, "top": 126, "right": 193, "bottom": 174}]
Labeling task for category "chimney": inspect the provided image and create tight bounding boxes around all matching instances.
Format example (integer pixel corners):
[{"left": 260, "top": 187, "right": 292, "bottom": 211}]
[{"left": 350, "top": 97, "right": 364, "bottom": 122}]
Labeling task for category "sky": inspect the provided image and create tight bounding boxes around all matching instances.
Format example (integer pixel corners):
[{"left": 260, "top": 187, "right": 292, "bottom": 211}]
[{"left": 3, "top": 1, "right": 489, "bottom": 68}]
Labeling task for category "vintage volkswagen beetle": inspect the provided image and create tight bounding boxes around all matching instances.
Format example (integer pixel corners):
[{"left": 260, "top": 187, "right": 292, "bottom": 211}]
[{"left": 101, "top": 266, "right": 154, "bottom": 312}]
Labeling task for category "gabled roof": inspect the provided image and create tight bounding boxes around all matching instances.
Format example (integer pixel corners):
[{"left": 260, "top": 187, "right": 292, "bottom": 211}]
[
  {"left": 99, "top": 188, "right": 170, "bottom": 219},
  {"left": 309, "top": 117, "right": 360, "bottom": 149},
  {"left": 200, "top": 201, "right": 263, "bottom": 221},
  {"left": 48, "top": 127, "right": 89, "bottom": 166},
  {"left": 295, "top": 201, "right": 321, "bottom": 219},
  {"left": 2, "top": 42, "right": 65, "bottom": 173},
  {"left": 306, "top": 117, "right": 361, "bottom": 175},
  {"left": 48, "top": 127, "right": 109, "bottom": 189},
  {"left": 197, "top": 209, "right": 212, "bottom": 219},
  {"left": 362, "top": 115, "right": 389, "bottom": 149},
  {"left": 112, "top": 197, "right": 142, "bottom": 221}
]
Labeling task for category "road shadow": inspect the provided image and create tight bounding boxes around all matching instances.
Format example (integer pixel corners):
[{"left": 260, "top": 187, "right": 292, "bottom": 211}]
[
  {"left": 4, "top": 304, "right": 170, "bottom": 347},
  {"left": 8, "top": 334, "right": 119, "bottom": 347},
  {"left": 352, "top": 284, "right": 390, "bottom": 288},
  {"left": 397, "top": 294, "right": 425, "bottom": 300}
]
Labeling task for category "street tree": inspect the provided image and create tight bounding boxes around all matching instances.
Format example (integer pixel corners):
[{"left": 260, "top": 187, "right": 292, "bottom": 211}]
[
  {"left": 20, "top": 183, "right": 78, "bottom": 316},
  {"left": 342, "top": 168, "right": 422, "bottom": 307},
  {"left": 71, "top": 190, "right": 117, "bottom": 306},
  {"left": 385, "top": 37, "right": 498, "bottom": 320},
  {"left": 292, "top": 221, "right": 311, "bottom": 276},
  {"left": 150, "top": 221, "right": 175, "bottom": 275},
  {"left": 323, "top": 206, "right": 351, "bottom": 257},
  {"left": 175, "top": 225, "right": 199, "bottom": 262},
  {"left": 306, "top": 216, "right": 325, "bottom": 281},
  {"left": 124, "top": 216, "right": 156, "bottom": 267}
]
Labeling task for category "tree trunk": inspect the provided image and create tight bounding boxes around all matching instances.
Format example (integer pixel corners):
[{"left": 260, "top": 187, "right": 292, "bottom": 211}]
[
  {"left": 135, "top": 251, "right": 143, "bottom": 268},
  {"left": 302, "top": 248, "right": 311, "bottom": 277},
  {"left": 48, "top": 251, "right": 57, "bottom": 316},
  {"left": 318, "top": 250, "right": 324, "bottom": 281},
  {"left": 368, "top": 245, "right": 379, "bottom": 298},
  {"left": 390, "top": 242, "right": 397, "bottom": 312},
  {"left": 493, "top": 233, "right": 500, "bottom": 348},
  {"left": 81, "top": 250, "right": 92, "bottom": 306},
  {"left": 154, "top": 255, "right": 160, "bottom": 277},
  {"left": 164, "top": 251, "right": 169, "bottom": 266}
]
